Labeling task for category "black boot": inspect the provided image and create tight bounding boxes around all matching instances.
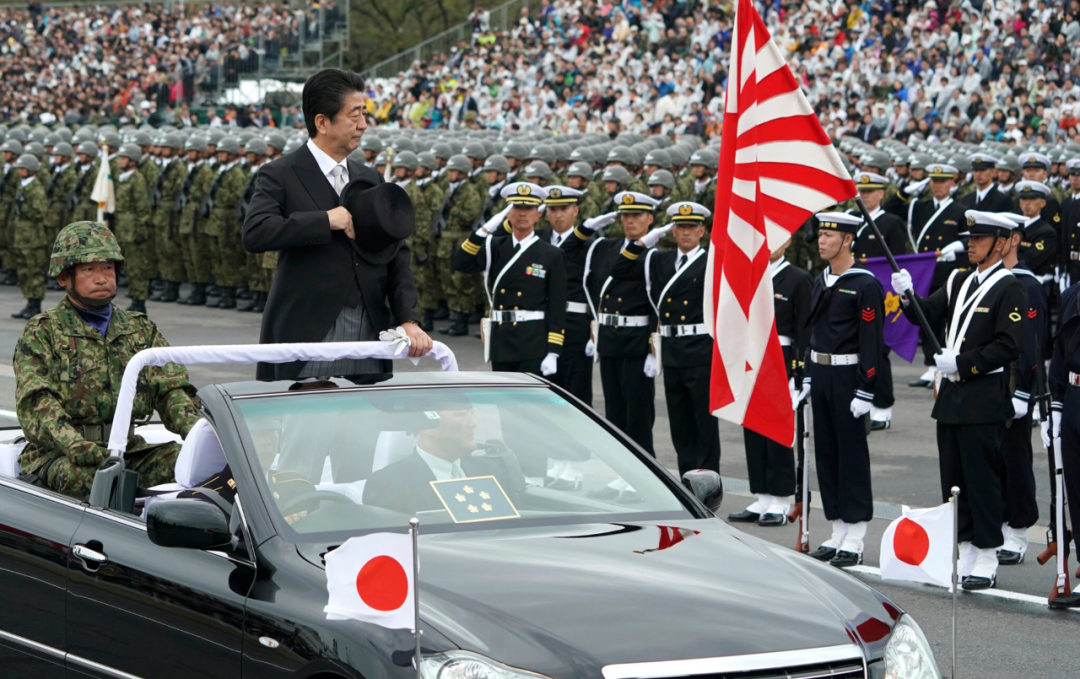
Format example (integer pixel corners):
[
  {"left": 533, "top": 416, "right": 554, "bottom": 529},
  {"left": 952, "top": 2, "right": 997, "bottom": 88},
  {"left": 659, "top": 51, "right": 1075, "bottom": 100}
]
[
  {"left": 433, "top": 299, "right": 449, "bottom": 320},
  {"left": 160, "top": 281, "right": 180, "bottom": 303},
  {"left": 236, "top": 284, "right": 253, "bottom": 300},
  {"left": 437, "top": 311, "right": 469, "bottom": 336},
  {"left": 127, "top": 299, "right": 147, "bottom": 314},
  {"left": 217, "top": 287, "right": 237, "bottom": 309},
  {"left": 11, "top": 298, "right": 40, "bottom": 319},
  {"left": 180, "top": 282, "right": 207, "bottom": 306},
  {"left": 252, "top": 292, "right": 267, "bottom": 313},
  {"left": 2, "top": 270, "right": 18, "bottom": 286},
  {"left": 420, "top": 309, "right": 436, "bottom": 332},
  {"left": 237, "top": 291, "right": 261, "bottom": 312},
  {"left": 149, "top": 283, "right": 167, "bottom": 301}
]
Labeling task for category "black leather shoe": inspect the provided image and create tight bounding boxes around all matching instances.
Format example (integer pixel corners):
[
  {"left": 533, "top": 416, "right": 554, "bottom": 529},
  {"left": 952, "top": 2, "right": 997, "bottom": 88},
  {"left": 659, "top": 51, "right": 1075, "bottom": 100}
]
[
  {"left": 587, "top": 486, "right": 620, "bottom": 501},
  {"left": 545, "top": 478, "right": 580, "bottom": 491},
  {"left": 870, "top": 419, "right": 891, "bottom": 431},
  {"left": 438, "top": 312, "right": 469, "bottom": 336},
  {"left": 1048, "top": 592, "right": 1080, "bottom": 609},
  {"left": 908, "top": 378, "right": 932, "bottom": 388},
  {"left": 830, "top": 550, "right": 863, "bottom": 568},
  {"left": 758, "top": 513, "right": 787, "bottom": 527},
  {"left": 726, "top": 509, "right": 760, "bottom": 523},
  {"left": 962, "top": 575, "right": 995, "bottom": 590},
  {"left": 808, "top": 546, "right": 837, "bottom": 561},
  {"left": 997, "top": 550, "right": 1024, "bottom": 565}
]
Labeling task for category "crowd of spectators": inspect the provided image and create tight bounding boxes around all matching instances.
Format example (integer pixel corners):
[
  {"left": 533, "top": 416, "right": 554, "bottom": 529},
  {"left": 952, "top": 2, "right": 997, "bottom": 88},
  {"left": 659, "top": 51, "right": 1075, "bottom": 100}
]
[
  {"left": 365, "top": 0, "right": 1080, "bottom": 147},
  {"left": 0, "top": 1, "right": 345, "bottom": 126}
]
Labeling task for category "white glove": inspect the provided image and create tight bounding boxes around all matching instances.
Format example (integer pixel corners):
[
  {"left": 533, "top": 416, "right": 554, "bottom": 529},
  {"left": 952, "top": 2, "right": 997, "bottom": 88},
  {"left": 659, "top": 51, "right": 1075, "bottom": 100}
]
[
  {"left": 1040, "top": 273, "right": 1055, "bottom": 285},
  {"left": 479, "top": 205, "right": 512, "bottom": 235},
  {"left": 582, "top": 211, "right": 619, "bottom": 232},
  {"left": 378, "top": 326, "right": 411, "bottom": 356},
  {"left": 1041, "top": 411, "right": 1062, "bottom": 449},
  {"left": 540, "top": 353, "right": 558, "bottom": 376},
  {"left": 584, "top": 338, "right": 596, "bottom": 357},
  {"left": 789, "top": 377, "right": 810, "bottom": 410},
  {"left": 891, "top": 269, "right": 913, "bottom": 296},
  {"left": 850, "top": 397, "right": 872, "bottom": 418},
  {"left": 934, "top": 348, "right": 959, "bottom": 374},
  {"left": 1060, "top": 273, "right": 1072, "bottom": 294},
  {"left": 1012, "top": 397, "right": 1029, "bottom": 420},
  {"left": 904, "top": 177, "right": 930, "bottom": 195},
  {"left": 937, "top": 240, "right": 964, "bottom": 262},
  {"left": 643, "top": 353, "right": 658, "bottom": 378},
  {"left": 638, "top": 224, "right": 674, "bottom": 248}
]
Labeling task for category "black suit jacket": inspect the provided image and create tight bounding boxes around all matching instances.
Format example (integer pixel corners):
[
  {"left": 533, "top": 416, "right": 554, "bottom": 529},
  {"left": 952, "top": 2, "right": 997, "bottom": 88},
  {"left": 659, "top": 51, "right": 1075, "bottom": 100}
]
[
  {"left": 362, "top": 452, "right": 441, "bottom": 513},
  {"left": 910, "top": 198, "right": 969, "bottom": 289},
  {"left": 243, "top": 144, "right": 420, "bottom": 379},
  {"left": 961, "top": 185, "right": 1012, "bottom": 213},
  {"left": 536, "top": 227, "right": 593, "bottom": 351}
]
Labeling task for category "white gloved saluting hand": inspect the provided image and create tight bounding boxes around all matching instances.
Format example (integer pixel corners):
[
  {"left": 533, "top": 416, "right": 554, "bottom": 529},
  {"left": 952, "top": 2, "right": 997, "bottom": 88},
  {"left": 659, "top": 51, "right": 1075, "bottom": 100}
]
[
  {"left": 583, "top": 211, "right": 619, "bottom": 232},
  {"left": 479, "top": 205, "right": 512, "bottom": 235},
  {"left": 638, "top": 224, "right": 674, "bottom": 249},
  {"left": 891, "top": 269, "right": 913, "bottom": 296}
]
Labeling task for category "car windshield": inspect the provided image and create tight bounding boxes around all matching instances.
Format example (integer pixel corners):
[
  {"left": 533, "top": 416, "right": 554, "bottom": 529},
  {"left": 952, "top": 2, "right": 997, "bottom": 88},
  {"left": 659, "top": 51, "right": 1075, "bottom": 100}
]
[{"left": 233, "top": 386, "right": 691, "bottom": 538}]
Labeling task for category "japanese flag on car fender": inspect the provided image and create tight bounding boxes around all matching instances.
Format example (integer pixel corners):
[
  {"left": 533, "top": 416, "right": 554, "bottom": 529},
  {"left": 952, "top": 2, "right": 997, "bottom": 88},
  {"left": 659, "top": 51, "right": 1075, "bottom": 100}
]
[
  {"left": 324, "top": 533, "right": 415, "bottom": 629},
  {"left": 879, "top": 502, "right": 954, "bottom": 589}
]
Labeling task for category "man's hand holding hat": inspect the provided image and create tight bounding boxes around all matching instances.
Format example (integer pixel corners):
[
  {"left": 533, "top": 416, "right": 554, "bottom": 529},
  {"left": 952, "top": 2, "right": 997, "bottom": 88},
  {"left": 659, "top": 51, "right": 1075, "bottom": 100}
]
[{"left": 328, "top": 205, "right": 354, "bottom": 239}]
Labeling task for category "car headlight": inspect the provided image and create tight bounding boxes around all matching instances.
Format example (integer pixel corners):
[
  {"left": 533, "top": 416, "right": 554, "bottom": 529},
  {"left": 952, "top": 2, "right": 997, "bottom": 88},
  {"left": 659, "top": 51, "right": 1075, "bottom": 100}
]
[
  {"left": 883, "top": 614, "right": 941, "bottom": 679},
  {"left": 421, "top": 650, "right": 552, "bottom": 679}
]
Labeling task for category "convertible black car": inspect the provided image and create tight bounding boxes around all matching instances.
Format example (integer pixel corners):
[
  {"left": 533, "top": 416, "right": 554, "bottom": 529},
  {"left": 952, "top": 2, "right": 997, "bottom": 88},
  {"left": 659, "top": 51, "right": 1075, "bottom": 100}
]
[{"left": 0, "top": 343, "right": 940, "bottom": 679}]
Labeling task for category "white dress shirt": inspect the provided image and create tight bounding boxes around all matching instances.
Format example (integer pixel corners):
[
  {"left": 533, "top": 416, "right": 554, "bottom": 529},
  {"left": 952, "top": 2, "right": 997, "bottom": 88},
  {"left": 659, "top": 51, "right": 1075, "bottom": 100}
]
[
  {"left": 416, "top": 446, "right": 465, "bottom": 481},
  {"left": 306, "top": 139, "right": 349, "bottom": 186},
  {"left": 550, "top": 228, "right": 572, "bottom": 247}
]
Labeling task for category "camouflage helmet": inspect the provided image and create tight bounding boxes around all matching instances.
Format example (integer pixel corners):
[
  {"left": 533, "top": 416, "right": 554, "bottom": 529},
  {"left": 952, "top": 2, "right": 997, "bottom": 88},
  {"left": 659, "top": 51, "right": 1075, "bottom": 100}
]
[
  {"left": 76, "top": 141, "right": 99, "bottom": 159},
  {"left": 689, "top": 149, "right": 718, "bottom": 170},
  {"left": 431, "top": 142, "right": 453, "bottom": 160},
  {"left": 391, "top": 150, "right": 419, "bottom": 171},
  {"left": 482, "top": 154, "right": 511, "bottom": 175},
  {"left": 49, "top": 221, "right": 125, "bottom": 277},
  {"left": 24, "top": 142, "right": 46, "bottom": 160},
  {"left": 567, "top": 161, "right": 594, "bottom": 180},
  {"left": 360, "top": 136, "right": 384, "bottom": 154},
  {"left": 643, "top": 149, "right": 671, "bottom": 170},
  {"left": 445, "top": 154, "right": 473, "bottom": 174},
  {"left": 117, "top": 144, "right": 142, "bottom": 163},
  {"left": 601, "top": 165, "right": 632, "bottom": 186},
  {"left": 53, "top": 142, "right": 75, "bottom": 159},
  {"left": 464, "top": 141, "right": 488, "bottom": 160},
  {"left": 244, "top": 138, "right": 269, "bottom": 156},
  {"left": 0, "top": 139, "right": 23, "bottom": 156},
  {"left": 524, "top": 160, "right": 553, "bottom": 180},
  {"left": 14, "top": 153, "right": 40, "bottom": 172},
  {"left": 216, "top": 137, "right": 241, "bottom": 155},
  {"left": 417, "top": 151, "right": 438, "bottom": 170},
  {"left": 184, "top": 136, "right": 208, "bottom": 153},
  {"left": 528, "top": 144, "right": 556, "bottom": 165},
  {"left": 648, "top": 169, "right": 676, "bottom": 190}
]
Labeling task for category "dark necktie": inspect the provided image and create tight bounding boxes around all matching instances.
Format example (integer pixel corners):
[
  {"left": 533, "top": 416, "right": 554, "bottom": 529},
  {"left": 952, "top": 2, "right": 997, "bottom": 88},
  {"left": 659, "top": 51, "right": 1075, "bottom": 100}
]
[
  {"left": 514, "top": 242, "right": 520, "bottom": 252},
  {"left": 677, "top": 254, "right": 687, "bottom": 270}
]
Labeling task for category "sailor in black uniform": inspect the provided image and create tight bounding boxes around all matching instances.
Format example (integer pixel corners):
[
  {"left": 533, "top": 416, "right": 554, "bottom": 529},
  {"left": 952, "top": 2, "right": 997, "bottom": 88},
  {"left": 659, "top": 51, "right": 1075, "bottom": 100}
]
[
  {"left": 1013, "top": 180, "right": 1060, "bottom": 279},
  {"left": 892, "top": 210, "right": 1028, "bottom": 590},
  {"left": 611, "top": 201, "right": 720, "bottom": 478},
  {"left": 998, "top": 214, "right": 1045, "bottom": 565},
  {"left": 962, "top": 153, "right": 1013, "bottom": 213},
  {"left": 453, "top": 182, "right": 567, "bottom": 375},
  {"left": 1015, "top": 152, "right": 1062, "bottom": 229},
  {"left": 908, "top": 163, "right": 969, "bottom": 388},
  {"left": 728, "top": 237, "right": 812, "bottom": 527},
  {"left": 805, "top": 212, "right": 885, "bottom": 568}
]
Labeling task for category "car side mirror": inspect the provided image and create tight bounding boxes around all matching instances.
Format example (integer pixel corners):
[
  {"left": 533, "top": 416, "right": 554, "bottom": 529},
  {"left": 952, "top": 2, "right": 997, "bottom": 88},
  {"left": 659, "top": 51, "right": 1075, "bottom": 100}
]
[
  {"left": 147, "top": 499, "right": 231, "bottom": 550},
  {"left": 681, "top": 469, "right": 723, "bottom": 512}
]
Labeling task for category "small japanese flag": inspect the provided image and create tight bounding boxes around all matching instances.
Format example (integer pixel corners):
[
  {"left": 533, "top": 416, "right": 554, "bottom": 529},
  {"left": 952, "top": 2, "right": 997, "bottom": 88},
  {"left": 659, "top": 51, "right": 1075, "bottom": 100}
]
[
  {"left": 324, "top": 533, "right": 415, "bottom": 629},
  {"left": 879, "top": 502, "right": 955, "bottom": 589}
]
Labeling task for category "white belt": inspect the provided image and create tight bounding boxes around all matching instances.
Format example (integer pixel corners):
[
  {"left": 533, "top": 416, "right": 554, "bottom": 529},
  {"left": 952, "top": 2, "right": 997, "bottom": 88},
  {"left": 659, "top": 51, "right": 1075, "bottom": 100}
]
[
  {"left": 778, "top": 335, "right": 793, "bottom": 347},
  {"left": 567, "top": 301, "right": 588, "bottom": 314},
  {"left": 1070, "top": 372, "right": 1080, "bottom": 387},
  {"left": 941, "top": 366, "right": 1003, "bottom": 381},
  {"left": 598, "top": 313, "right": 650, "bottom": 328},
  {"left": 491, "top": 310, "right": 545, "bottom": 322},
  {"left": 659, "top": 323, "right": 708, "bottom": 338},
  {"left": 810, "top": 351, "right": 859, "bottom": 366}
]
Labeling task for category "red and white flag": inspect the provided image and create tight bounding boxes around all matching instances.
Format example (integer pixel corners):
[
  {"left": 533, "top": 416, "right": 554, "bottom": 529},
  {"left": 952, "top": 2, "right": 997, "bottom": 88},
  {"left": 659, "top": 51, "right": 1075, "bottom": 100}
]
[
  {"left": 879, "top": 503, "right": 955, "bottom": 589},
  {"left": 324, "top": 533, "right": 415, "bottom": 628},
  {"left": 705, "top": 0, "right": 857, "bottom": 446}
]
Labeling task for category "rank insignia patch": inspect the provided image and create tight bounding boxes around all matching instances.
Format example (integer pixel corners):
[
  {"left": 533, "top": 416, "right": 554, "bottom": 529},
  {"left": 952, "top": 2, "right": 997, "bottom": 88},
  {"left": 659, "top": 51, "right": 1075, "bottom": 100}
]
[{"left": 430, "top": 476, "right": 520, "bottom": 523}]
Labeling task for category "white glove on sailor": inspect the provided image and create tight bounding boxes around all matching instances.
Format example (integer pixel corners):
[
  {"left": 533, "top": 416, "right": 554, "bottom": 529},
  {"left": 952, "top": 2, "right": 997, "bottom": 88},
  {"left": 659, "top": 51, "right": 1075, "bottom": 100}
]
[
  {"left": 379, "top": 326, "right": 411, "bottom": 356},
  {"left": 850, "top": 397, "right": 872, "bottom": 418},
  {"left": 540, "top": 352, "right": 558, "bottom": 376},
  {"left": 584, "top": 338, "right": 596, "bottom": 357},
  {"left": 904, "top": 177, "right": 931, "bottom": 196},
  {"left": 479, "top": 205, "right": 512, "bottom": 235},
  {"left": 1011, "top": 396, "right": 1029, "bottom": 420},
  {"left": 1060, "top": 273, "right": 1072, "bottom": 293},
  {"left": 937, "top": 240, "right": 964, "bottom": 262},
  {"left": 789, "top": 377, "right": 811, "bottom": 410},
  {"left": 933, "top": 348, "right": 959, "bottom": 375},
  {"left": 582, "top": 211, "right": 619, "bottom": 232},
  {"left": 891, "top": 269, "right": 913, "bottom": 296},
  {"left": 1041, "top": 411, "right": 1062, "bottom": 450},
  {"left": 638, "top": 224, "right": 674, "bottom": 249},
  {"left": 643, "top": 353, "right": 658, "bottom": 378}
]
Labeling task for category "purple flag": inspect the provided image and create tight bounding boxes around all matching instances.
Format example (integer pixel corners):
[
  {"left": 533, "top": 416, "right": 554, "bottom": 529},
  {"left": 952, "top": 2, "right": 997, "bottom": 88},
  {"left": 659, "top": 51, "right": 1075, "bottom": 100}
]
[{"left": 862, "top": 253, "right": 938, "bottom": 363}]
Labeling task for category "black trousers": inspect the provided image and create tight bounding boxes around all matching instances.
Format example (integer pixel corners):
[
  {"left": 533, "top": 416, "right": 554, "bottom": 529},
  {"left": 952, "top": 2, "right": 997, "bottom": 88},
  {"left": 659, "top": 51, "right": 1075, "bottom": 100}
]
[
  {"left": 663, "top": 365, "right": 720, "bottom": 476},
  {"left": 492, "top": 359, "right": 543, "bottom": 374},
  {"left": 552, "top": 350, "right": 593, "bottom": 406},
  {"left": 1001, "top": 410, "right": 1039, "bottom": 530},
  {"left": 872, "top": 349, "right": 894, "bottom": 409},
  {"left": 743, "top": 424, "right": 796, "bottom": 497},
  {"left": 600, "top": 355, "right": 655, "bottom": 455},
  {"left": 1061, "top": 388, "right": 1080, "bottom": 557},
  {"left": 936, "top": 421, "right": 1005, "bottom": 549},
  {"left": 810, "top": 365, "right": 873, "bottom": 523}
]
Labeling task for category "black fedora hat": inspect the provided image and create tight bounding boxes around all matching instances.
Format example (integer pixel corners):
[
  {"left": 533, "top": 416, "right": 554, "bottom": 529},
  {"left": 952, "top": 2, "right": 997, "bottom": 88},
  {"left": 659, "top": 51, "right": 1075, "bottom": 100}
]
[{"left": 340, "top": 181, "right": 415, "bottom": 264}]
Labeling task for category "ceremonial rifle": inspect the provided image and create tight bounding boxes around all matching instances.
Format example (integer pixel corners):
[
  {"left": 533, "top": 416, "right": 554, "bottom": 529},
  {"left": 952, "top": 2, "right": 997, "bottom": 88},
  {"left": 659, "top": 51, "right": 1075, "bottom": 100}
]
[{"left": 787, "top": 363, "right": 811, "bottom": 554}]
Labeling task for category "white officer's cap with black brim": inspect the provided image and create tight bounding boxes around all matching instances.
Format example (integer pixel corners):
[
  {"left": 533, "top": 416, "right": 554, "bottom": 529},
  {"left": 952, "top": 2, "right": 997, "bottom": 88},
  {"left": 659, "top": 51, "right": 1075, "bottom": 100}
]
[
  {"left": 1067, "top": 158, "right": 1080, "bottom": 175},
  {"left": 500, "top": 182, "right": 548, "bottom": 207},
  {"left": 542, "top": 185, "right": 582, "bottom": 207},
  {"left": 854, "top": 172, "right": 889, "bottom": 190},
  {"left": 816, "top": 211, "right": 863, "bottom": 234},
  {"left": 967, "top": 153, "right": 999, "bottom": 170},
  {"left": 613, "top": 191, "right": 660, "bottom": 212},
  {"left": 666, "top": 201, "right": 712, "bottom": 224},
  {"left": 960, "top": 210, "right": 1022, "bottom": 237},
  {"left": 926, "top": 163, "right": 959, "bottom": 178},
  {"left": 1019, "top": 152, "right": 1051, "bottom": 170},
  {"left": 1014, "top": 180, "right": 1051, "bottom": 200}
]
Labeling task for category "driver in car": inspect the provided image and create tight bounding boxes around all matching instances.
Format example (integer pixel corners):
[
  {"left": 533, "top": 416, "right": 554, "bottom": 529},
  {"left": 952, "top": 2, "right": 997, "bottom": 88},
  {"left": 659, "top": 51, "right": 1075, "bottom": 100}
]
[{"left": 14, "top": 222, "right": 202, "bottom": 499}]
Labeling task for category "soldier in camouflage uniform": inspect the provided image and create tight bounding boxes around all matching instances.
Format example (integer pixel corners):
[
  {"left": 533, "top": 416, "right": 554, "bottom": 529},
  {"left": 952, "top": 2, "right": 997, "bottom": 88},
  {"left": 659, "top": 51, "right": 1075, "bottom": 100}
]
[
  {"left": 10, "top": 154, "right": 49, "bottom": 318},
  {"left": 566, "top": 161, "right": 600, "bottom": 222},
  {"left": 392, "top": 151, "right": 437, "bottom": 329},
  {"left": 148, "top": 134, "right": 188, "bottom": 304},
  {"left": 649, "top": 169, "right": 677, "bottom": 250},
  {"left": 597, "top": 165, "right": 633, "bottom": 239},
  {"left": 239, "top": 138, "right": 271, "bottom": 313},
  {"left": 605, "top": 146, "right": 649, "bottom": 195},
  {"left": 14, "top": 221, "right": 201, "bottom": 500},
  {"left": 178, "top": 136, "right": 215, "bottom": 306},
  {"left": 111, "top": 144, "right": 152, "bottom": 313},
  {"left": 416, "top": 151, "right": 446, "bottom": 324},
  {"left": 203, "top": 137, "right": 247, "bottom": 309},
  {"left": 435, "top": 154, "right": 483, "bottom": 336},
  {"left": 481, "top": 154, "right": 510, "bottom": 220},
  {"left": 45, "top": 142, "right": 79, "bottom": 260},
  {"left": 0, "top": 139, "right": 24, "bottom": 285},
  {"left": 69, "top": 142, "right": 101, "bottom": 223}
]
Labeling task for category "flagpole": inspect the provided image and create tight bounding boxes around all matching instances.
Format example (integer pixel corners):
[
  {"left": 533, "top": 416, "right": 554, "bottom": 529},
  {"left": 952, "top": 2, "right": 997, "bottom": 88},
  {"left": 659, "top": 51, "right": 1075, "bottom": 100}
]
[
  {"left": 410, "top": 517, "right": 422, "bottom": 679},
  {"left": 853, "top": 196, "right": 942, "bottom": 355},
  {"left": 950, "top": 486, "right": 960, "bottom": 679}
]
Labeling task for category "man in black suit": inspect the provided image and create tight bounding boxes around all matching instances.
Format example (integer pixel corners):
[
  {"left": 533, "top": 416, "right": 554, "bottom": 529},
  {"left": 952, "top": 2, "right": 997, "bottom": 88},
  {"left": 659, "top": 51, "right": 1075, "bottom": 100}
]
[
  {"left": 893, "top": 210, "right": 1027, "bottom": 590},
  {"left": 961, "top": 153, "right": 1012, "bottom": 213},
  {"left": 243, "top": 69, "right": 431, "bottom": 380}
]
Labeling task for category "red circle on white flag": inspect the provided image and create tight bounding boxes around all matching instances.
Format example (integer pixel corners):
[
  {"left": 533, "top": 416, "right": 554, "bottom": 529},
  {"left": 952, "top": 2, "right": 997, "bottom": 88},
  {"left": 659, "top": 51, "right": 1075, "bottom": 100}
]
[
  {"left": 894, "top": 518, "right": 930, "bottom": 566},
  {"left": 356, "top": 555, "right": 409, "bottom": 611}
]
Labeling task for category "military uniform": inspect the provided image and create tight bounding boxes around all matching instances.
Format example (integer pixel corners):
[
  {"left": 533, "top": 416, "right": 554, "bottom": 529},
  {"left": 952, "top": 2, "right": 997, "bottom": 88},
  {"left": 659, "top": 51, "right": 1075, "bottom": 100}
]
[
  {"left": 1013, "top": 182, "right": 1060, "bottom": 278},
  {"left": 436, "top": 164, "right": 483, "bottom": 325},
  {"left": 45, "top": 160, "right": 79, "bottom": 243},
  {"left": 70, "top": 161, "right": 100, "bottom": 222},
  {"left": 240, "top": 158, "right": 271, "bottom": 310},
  {"left": 112, "top": 167, "right": 152, "bottom": 302},
  {"left": 1063, "top": 186, "right": 1080, "bottom": 287},
  {"left": 13, "top": 173, "right": 49, "bottom": 304},
  {"left": 204, "top": 159, "right": 247, "bottom": 305},
  {"left": 180, "top": 159, "right": 216, "bottom": 301},
  {"left": 417, "top": 175, "right": 446, "bottom": 316},
  {"left": 0, "top": 160, "right": 21, "bottom": 275},
  {"left": 150, "top": 157, "right": 189, "bottom": 298},
  {"left": 1050, "top": 283, "right": 1080, "bottom": 569}
]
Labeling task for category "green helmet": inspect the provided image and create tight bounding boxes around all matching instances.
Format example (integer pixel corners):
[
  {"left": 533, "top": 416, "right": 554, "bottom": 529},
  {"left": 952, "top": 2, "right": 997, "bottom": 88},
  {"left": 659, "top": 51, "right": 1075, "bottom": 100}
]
[
  {"left": 528, "top": 144, "right": 556, "bottom": 165},
  {"left": 569, "top": 147, "right": 594, "bottom": 163},
  {"left": 567, "top": 161, "right": 593, "bottom": 180},
  {"left": 184, "top": 136, "right": 209, "bottom": 153},
  {"left": 417, "top": 151, "right": 438, "bottom": 171},
  {"left": 266, "top": 132, "right": 287, "bottom": 152},
  {"left": 392, "top": 150, "right": 419, "bottom": 171},
  {"left": 0, "top": 139, "right": 23, "bottom": 156},
  {"left": 524, "top": 161, "right": 553, "bottom": 180},
  {"left": 431, "top": 143, "right": 453, "bottom": 160},
  {"left": 394, "top": 138, "right": 418, "bottom": 154},
  {"left": 689, "top": 149, "right": 718, "bottom": 170},
  {"left": 117, "top": 144, "right": 142, "bottom": 163},
  {"left": 445, "top": 154, "right": 472, "bottom": 174},
  {"left": 464, "top": 141, "right": 487, "bottom": 160},
  {"left": 5, "top": 128, "right": 26, "bottom": 143},
  {"left": 100, "top": 131, "right": 123, "bottom": 150},
  {"left": 482, "top": 154, "right": 510, "bottom": 175},
  {"left": 49, "top": 221, "right": 125, "bottom": 277},
  {"left": 43, "top": 133, "right": 62, "bottom": 148},
  {"left": 244, "top": 138, "right": 269, "bottom": 156},
  {"left": 53, "top": 142, "right": 75, "bottom": 159},
  {"left": 601, "top": 165, "right": 632, "bottom": 186},
  {"left": 24, "top": 142, "right": 46, "bottom": 160},
  {"left": 162, "top": 134, "right": 184, "bottom": 151},
  {"left": 217, "top": 137, "right": 241, "bottom": 155},
  {"left": 502, "top": 141, "right": 529, "bottom": 160},
  {"left": 606, "top": 146, "right": 637, "bottom": 166},
  {"left": 133, "top": 130, "right": 153, "bottom": 147},
  {"left": 28, "top": 129, "right": 48, "bottom": 143},
  {"left": 643, "top": 149, "right": 671, "bottom": 169},
  {"left": 14, "top": 153, "right": 40, "bottom": 172},
  {"left": 648, "top": 169, "right": 676, "bottom": 190},
  {"left": 76, "top": 141, "right": 99, "bottom": 159}
]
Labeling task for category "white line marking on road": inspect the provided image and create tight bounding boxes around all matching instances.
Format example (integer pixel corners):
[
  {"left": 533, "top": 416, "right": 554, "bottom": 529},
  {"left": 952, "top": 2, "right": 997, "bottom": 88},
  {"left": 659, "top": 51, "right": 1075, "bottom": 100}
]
[
  {"left": 0, "top": 364, "right": 13, "bottom": 378},
  {"left": 0, "top": 409, "right": 17, "bottom": 420}
]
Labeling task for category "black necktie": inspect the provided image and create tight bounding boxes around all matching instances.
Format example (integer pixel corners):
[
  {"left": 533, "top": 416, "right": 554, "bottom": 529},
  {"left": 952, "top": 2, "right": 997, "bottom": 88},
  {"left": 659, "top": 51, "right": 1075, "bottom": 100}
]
[
  {"left": 677, "top": 254, "right": 687, "bottom": 270},
  {"left": 514, "top": 242, "right": 520, "bottom": 252}
]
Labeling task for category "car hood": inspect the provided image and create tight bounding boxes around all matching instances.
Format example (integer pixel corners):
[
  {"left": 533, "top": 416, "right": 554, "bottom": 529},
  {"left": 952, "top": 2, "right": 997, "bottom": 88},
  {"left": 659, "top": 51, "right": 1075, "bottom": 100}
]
[{"left": 300, "top": 519, "right": 898, "bottom": 677}]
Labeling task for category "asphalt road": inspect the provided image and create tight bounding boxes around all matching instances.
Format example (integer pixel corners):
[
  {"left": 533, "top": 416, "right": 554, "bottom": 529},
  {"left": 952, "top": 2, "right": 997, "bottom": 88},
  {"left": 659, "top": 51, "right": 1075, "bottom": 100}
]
[{"left": 1, "top": 284, "right": 1077, "bottom": 677}]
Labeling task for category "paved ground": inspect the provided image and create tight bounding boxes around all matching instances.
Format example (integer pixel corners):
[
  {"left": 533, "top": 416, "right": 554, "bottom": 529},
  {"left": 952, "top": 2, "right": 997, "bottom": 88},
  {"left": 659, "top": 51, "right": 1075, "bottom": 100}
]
[{"left": 1, "top": 284, "right": 1077, "bottom": 676}]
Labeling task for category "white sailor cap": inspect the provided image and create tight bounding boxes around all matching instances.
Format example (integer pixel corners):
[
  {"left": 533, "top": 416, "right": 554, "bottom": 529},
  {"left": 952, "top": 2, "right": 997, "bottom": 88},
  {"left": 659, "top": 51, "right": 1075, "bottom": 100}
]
[
  {"left": 1019, "top": 152, "right": 1051, "bottom": 170},
  {"left": 854, "top": 172, "right": 889, "bottom": 189},
  {"left": 816, "top": 211, "right": 863, "bottom": 234},
  {"left": 500, "top": 182, "right": 547, "bottom": 206},
  {"left": 613, "top": 191, "right": 660, "bottom": 212},
  {"left": 542, "top": 185, "right": 582, "bottom": 206},
  {"left": 961, "top": 210, "right": 1023, "bottom": 236},
  {"left": 927, "top": 163, "right": 959, "bottom": 178},
  {"left": 1066, "top": 158, "right": 1080, "bottom": 174},
  {"left": 1015, "top": 180, "right": 1051, "bottom": 199},
  {"left": 967, "top": 152, "right": 999, "bottom": 169},
  {"left": 666, "top": 201, "right": 712, "bottom": 224}
]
